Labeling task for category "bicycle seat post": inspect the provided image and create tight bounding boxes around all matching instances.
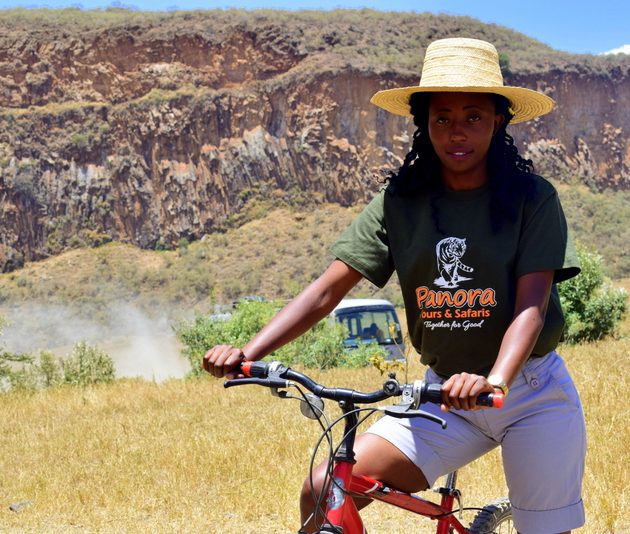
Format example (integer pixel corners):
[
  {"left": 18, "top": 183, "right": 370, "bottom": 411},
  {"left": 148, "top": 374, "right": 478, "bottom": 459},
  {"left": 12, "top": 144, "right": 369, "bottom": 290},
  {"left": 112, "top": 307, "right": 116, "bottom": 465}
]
[
  {"left": 444, "top": 470, "right": 458, "bottom": 491},
  {"left": 434, "top": 471, "right": 463, "bottom": 521}
]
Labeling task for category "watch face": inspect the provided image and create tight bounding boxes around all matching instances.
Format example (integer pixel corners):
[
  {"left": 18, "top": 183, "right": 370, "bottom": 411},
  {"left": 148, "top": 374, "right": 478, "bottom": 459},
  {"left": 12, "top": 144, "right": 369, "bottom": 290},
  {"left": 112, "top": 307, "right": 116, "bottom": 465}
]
[
  {"left": 488, "top": 375, "right": 508, "bottom": 395},
  {"left": 487, "top": 374, "right": 502, "bottom": 385}
]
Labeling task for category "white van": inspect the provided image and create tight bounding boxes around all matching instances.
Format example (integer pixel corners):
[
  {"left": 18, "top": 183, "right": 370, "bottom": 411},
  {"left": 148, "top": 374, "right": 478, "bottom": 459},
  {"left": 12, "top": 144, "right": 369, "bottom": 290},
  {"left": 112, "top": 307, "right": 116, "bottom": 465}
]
[{"left": 332, "top": 299, "right": 405, "bottom": 361}]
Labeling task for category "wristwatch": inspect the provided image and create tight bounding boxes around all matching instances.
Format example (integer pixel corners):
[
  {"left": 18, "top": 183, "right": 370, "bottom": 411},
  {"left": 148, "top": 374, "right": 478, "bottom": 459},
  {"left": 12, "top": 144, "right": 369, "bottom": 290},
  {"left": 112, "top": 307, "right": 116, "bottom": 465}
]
[{"left": 487, "top": 374, "right": 509, "bottom": 397}]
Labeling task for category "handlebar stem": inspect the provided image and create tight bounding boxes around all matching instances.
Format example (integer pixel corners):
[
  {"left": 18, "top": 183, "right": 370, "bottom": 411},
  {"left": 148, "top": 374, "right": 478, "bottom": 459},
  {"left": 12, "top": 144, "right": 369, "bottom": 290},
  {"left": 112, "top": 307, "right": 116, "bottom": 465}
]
[{"left": 334, "top": 400, "right": 359, "bottom": 464}]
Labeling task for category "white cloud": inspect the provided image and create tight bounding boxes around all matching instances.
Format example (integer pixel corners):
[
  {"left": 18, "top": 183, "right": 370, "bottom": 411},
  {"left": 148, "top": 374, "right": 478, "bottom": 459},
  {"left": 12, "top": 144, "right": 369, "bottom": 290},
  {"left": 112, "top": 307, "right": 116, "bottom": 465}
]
[{"left": 600, "top": 44, "right": 630, "bottom": 55}]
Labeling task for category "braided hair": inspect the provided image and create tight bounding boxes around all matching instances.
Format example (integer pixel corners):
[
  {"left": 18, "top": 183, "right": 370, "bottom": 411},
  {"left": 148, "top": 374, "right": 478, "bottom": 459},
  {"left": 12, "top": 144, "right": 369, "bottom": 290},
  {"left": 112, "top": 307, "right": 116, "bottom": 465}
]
[{"left": 385, "top": 92, "right": 535, "bottom": 233}]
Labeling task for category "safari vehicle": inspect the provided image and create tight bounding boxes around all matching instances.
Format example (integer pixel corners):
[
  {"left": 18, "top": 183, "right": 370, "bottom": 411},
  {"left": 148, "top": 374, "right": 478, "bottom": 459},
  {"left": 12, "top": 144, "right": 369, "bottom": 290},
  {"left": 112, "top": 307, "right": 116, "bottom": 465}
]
[{"left": 332, "top": 299, "right": 405, "bottom": 360}]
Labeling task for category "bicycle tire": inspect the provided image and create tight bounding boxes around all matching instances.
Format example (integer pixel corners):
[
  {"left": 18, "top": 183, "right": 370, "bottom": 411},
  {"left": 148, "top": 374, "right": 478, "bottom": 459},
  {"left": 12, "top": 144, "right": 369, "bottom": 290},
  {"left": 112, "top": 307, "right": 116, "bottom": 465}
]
[{"left": 468, "top": 497, "right": 514, "bottom": 534}]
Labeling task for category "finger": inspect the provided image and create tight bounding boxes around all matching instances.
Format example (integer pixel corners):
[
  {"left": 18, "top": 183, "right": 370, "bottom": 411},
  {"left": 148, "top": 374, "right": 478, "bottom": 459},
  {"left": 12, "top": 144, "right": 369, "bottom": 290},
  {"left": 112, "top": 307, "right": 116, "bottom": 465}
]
[
  {"left": 447, "top": 374, "right": 466, "bottom": 410},
  {"left": 223, "top": 350, "right": 245, "bottom": 378},
  {"left": 203, "top": 345, "right": 221, "bottom": 378},
  {"left": 440, "top": 375, "right": 457, "bottom": 408},
  {"left": 212, "top": 346, "right": 236, "bottom": 378},
  {"left": 202, "top": 347, "right": 218, "bottom": 373},
  {"left": 214, "top": 347, "right": 245, "bottom": 378},
  {"left": 460, "top": 375, "right": 490, "bottom": 410},
  {"left": 202, "top": 347, "right": 220, "bottom": 374},
  {"left": 205, "top": 345, "right": 233, "bottom": 378},
  {"left": 469, "top": 378, "right": 496, "bottom": 410},
  {"left": 458, "top": 374, "right": 478, "bottom": 411}
]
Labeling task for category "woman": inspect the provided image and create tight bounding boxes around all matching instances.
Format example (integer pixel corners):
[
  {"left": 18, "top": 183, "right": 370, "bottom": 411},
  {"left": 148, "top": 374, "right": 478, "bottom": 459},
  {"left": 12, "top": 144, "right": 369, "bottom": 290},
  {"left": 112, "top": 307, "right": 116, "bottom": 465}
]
[{"left": 203, "top": 38, "right": 586, "bottom": 534}]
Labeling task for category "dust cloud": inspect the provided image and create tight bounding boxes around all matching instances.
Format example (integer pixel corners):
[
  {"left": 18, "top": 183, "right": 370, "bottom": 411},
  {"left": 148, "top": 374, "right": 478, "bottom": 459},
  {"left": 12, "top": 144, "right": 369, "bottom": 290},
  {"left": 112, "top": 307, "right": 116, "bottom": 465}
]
[{"left": 0, "top": 302, "right": 191, "bottom": 381}]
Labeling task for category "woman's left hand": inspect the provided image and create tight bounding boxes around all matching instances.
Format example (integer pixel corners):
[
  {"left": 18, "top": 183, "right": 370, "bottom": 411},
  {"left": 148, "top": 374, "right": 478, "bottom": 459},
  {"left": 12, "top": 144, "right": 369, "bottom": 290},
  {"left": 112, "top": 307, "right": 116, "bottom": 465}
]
[{"left": 440, "top": 373, "right": 496, "bottom": 412}]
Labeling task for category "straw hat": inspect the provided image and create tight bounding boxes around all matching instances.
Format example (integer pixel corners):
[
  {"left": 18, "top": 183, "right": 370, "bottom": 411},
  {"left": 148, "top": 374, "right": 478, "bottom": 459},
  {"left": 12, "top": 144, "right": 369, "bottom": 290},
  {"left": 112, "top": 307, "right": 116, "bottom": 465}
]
[{"left": 370, "top": 38, "right": 555, "bottom": 124}]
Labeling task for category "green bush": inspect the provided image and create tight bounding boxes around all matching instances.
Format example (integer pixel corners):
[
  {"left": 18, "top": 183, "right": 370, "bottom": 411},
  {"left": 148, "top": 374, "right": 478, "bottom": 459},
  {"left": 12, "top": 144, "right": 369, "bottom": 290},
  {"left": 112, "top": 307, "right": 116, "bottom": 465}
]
[
  {"left": 38, "top": 350, "right": 63, "bottom": 388},
  {"left": 0, "top": 351, "right": 38, "bottom": 392},
  {"left": 559, "top": 245, "right": 628, "bottom": 343},
  {"left": 273, "top": 321, "right": 388, "bottom": 369},
  {"left": 275, "top": 320, "right": 348, "bottom": 369},
  {"left": 1, "top": 350, "right": 67, "bottom": 392},
  {"left": 176, "top": 300, "right": 388, "bottom": 375},
  {"left": 498, "top": 52, "right": 512, "bottom": 77},
  {"left": 1, "top": 314, "right": 116, "bottom": 391},
  {"left": 338, "top": 341, "right": 390, "bottom": 369},
  {"left": 176, "top": 300, "right": 276, "bottom": 376},
  {"left": 1, "top": 343, "right": 116, "bottom": 392},
  {"left": 61, "top": 342, "right": 115, "bottom": 386}
]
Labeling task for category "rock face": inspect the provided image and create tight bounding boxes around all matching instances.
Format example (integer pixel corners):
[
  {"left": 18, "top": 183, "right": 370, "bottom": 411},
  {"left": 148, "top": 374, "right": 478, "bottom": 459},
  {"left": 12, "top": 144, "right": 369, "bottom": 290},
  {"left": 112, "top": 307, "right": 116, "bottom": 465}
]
[{"left": 0, "top": 11, "right": 628, "bottom": 271}]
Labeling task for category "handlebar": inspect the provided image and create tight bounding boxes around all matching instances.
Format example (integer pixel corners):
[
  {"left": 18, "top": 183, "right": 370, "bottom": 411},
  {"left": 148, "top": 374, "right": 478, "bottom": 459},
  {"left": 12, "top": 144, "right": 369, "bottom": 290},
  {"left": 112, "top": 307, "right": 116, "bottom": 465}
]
[{"left": 224, "top": 360, "right": 504, "bottom": 410}]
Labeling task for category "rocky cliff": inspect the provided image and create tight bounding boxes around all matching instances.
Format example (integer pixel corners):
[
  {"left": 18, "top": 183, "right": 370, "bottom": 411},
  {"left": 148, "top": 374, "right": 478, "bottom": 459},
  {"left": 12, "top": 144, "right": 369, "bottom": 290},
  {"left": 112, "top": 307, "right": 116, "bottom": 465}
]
[{"left": 0, "top": 9, "right": 628, "bottom": 271}]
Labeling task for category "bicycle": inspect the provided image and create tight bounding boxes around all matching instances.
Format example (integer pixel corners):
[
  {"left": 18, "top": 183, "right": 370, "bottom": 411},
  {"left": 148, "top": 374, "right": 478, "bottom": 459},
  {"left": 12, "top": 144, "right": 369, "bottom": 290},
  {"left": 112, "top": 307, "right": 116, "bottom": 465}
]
[{"left": 225, "top": 360, "right": 513, "bottom": 534}]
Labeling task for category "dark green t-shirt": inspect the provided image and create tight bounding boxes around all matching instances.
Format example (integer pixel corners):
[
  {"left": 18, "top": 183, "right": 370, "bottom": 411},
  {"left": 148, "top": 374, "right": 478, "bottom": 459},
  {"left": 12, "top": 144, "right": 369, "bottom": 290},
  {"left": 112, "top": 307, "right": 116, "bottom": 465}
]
[{"left": 330, "top": 175, "right": 580, "bottom": 377}]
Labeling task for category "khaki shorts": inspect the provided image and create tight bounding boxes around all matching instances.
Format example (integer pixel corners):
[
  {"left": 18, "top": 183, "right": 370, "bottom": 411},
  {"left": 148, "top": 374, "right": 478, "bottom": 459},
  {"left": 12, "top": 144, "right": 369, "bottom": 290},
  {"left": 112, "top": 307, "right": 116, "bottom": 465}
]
[{"left": 367, "top": 352, "right": 586, "bottom": 534}]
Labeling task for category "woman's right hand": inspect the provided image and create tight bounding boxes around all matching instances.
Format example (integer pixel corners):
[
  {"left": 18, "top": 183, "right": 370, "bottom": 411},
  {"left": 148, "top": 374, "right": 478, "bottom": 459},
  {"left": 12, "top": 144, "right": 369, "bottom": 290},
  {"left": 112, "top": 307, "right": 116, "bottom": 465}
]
[{"left": 202, "top": 345, "right": 246, "bottom": 378}]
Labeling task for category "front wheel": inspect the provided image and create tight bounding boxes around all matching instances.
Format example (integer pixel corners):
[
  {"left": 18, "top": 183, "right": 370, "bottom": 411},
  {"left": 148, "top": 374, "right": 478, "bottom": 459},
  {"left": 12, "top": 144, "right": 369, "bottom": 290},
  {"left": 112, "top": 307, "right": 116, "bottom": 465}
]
[{"left": 469, "top": 497, "right": 514, "bottom": 534}]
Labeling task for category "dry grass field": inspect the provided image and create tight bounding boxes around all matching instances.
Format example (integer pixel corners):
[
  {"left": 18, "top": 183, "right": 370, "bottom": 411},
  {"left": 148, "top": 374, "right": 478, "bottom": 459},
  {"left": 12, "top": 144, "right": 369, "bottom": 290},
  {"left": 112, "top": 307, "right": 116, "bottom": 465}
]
[{"left": 1, "top": 334, "right": 628, "bottom": 533}]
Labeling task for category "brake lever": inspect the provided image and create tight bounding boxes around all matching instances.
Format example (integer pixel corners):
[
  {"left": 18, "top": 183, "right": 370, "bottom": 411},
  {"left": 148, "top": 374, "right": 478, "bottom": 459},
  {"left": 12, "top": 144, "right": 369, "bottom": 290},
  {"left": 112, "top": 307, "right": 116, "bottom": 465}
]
[
  {"left": 224, "top": 377, "right": 290, "bottom": 389},
  {"left": 381, "top": 404, "right": 447, "bottom": 429}
]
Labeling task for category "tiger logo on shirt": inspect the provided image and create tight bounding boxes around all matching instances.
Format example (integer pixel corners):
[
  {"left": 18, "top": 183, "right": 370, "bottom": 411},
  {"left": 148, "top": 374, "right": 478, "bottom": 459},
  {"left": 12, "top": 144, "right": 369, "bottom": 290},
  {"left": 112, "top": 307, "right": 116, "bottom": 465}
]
[{"left": 434, "top": 237, "right": 473, "bottom": 288}]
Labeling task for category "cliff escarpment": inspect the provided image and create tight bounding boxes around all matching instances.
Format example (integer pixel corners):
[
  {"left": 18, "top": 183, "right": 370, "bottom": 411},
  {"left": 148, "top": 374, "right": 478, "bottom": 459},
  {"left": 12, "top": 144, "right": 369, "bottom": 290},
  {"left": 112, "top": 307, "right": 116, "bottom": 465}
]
[{"left": 0, "top": 9, "right": 628, "bottom": 271}]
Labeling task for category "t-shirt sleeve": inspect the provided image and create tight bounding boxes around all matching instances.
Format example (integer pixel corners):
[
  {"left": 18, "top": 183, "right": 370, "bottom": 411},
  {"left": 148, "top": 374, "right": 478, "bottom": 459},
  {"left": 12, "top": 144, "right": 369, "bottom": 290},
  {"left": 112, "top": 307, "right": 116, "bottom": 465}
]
[
  {"left": 329, "top": 191, "right": 395, "bottom": 288},
  {"left": 515, "top": 187, "right": 580, "bottom": 283}
]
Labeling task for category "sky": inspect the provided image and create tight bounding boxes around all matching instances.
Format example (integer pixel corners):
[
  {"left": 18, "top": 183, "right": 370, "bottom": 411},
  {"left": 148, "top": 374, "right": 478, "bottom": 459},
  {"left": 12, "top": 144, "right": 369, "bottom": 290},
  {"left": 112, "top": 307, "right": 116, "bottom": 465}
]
[{"left": 0, "top": 0, "right": 628, "bottom": 56}]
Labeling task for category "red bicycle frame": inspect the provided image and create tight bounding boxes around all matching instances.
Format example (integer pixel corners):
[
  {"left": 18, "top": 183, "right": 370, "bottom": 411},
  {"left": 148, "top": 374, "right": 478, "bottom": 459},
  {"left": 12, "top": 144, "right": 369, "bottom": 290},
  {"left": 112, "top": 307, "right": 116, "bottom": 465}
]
[
  {"left": 315, "top": 402, "right": 469, "bottom": 534},
  {"left": 322, "top": 461, "right": 469, "bottom": 534}
]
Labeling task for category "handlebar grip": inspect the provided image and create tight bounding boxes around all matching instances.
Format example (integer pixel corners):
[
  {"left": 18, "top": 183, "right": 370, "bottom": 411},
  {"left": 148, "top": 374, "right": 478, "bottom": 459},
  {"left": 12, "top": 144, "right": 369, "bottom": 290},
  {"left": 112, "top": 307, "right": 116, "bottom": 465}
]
[
  {"left": 423, "top": 383, "right": 504, "bottom": 408},
  {"left": 423, "top": 383, "right": 443, "bottom": 404},
  {"left": 240, "top": 360, "right": 269, "bottom": 378}
]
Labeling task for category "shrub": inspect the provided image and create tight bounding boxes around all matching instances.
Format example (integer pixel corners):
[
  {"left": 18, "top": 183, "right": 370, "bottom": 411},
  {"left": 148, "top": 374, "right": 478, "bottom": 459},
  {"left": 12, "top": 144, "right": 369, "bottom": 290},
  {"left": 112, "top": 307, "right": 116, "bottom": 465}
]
[
  {"left": 274, "top": 321, "right": 348, "bottom": 369},
  {"left": 1, "top": 313, "right": 115, "bottom": 391},
  {"left": 1, "top": 344, "right": 116, "bottom": 392},
  {"left": 62, "top": 341, "right": 115, "bottom": 385},
  {"left": 0, "top": 351, "right": 38, "bottom": 392},
  {"left": 498, "top": 52, "right": 512, "bottom": 77},
  {"left": 176, "top": 300, "right": 276, "bottom": 376},
  {"left": 70, "top": 132, "right": 89, "bottom": 149},
  {"left": 38, "top": 350, "right": 63, "bottom": 388},
  {"left": 274, "top": 322, "right": 389, "bottom": 370},
  {"left": 176, "top": 300, "right": 388, "bottom": 375},
  {"left": 559, "top": 245, "right": 628, "bottom": 343},
  {"left": 83, "top": 229, "right": 113, "bottom": 247},
  {"left": 340, "top": 341, "right": 390, "bottom": 369}
]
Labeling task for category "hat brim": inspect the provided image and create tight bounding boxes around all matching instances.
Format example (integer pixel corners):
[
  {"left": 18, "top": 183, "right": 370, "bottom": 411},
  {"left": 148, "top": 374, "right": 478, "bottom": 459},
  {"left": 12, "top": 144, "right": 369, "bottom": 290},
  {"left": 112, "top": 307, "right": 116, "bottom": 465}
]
[{"left": 370, "top": 85, "right": 555, "bottom": 124}]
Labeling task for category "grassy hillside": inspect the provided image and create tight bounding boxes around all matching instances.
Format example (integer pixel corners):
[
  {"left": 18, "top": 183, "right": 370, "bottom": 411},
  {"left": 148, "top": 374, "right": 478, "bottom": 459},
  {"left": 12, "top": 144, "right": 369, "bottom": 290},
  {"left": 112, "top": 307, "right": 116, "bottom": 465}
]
[
  {"left": 0, "top": 204, "right": 399, "bottom": 315},
  {"left": 0, "top": 184, "right": 627, "bottom": 315},
  {"left": 1, "top": 7, "right": 626, "bottom": 80},
  {"left": 556, "top": 184, "right": 630, "bottom": 279},
  {"left": 0, "top": 204, "right": 393, "bottom": 362},
  {"left": 0, "top": 337, "right": 628, "bottom": 532},
  {"left": 0, "top": 181, "right": 627, "bottom": 367}
]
